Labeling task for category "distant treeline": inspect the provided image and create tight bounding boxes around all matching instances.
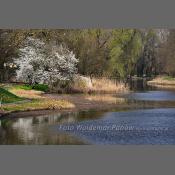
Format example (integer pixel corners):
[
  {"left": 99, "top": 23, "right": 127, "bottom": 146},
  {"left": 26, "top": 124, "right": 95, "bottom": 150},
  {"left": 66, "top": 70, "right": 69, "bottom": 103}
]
[{"left": 0, "top": 29, "right": 174, "bottom": 82}]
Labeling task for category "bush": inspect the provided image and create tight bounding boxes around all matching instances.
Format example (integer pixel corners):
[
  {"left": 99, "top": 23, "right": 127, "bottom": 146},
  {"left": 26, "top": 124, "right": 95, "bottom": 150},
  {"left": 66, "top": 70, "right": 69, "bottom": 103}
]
[{"left": 32, "top": 84, "right": 49, "bottom": 92}]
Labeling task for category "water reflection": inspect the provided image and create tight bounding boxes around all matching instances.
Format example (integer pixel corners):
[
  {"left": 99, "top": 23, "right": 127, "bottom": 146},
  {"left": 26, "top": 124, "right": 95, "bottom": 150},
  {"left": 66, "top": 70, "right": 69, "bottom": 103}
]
[
  {"left": 127, "top": 90, "right": 175, "bottom": 101},
  {"left": 56, "top": 108, "right": 175, "bottom": 144},
  {"left": 0, "top": 111, "right": 104, "bottom": 144},
  {"left": 129, "top": 79, "right": 154, "bottom": 91}
]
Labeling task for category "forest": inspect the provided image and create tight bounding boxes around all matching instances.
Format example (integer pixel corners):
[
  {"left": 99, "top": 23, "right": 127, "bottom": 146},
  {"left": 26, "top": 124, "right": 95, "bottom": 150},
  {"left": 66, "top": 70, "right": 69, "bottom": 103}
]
[{"left": 0, "top": 29, "right": 174, "bottom": 84}]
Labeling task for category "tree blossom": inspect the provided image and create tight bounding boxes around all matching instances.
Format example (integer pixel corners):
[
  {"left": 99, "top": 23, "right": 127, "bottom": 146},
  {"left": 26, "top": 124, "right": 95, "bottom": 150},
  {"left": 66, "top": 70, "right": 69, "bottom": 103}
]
[{"left": 15, "top": 37, "right": 78, "bottom": 85}]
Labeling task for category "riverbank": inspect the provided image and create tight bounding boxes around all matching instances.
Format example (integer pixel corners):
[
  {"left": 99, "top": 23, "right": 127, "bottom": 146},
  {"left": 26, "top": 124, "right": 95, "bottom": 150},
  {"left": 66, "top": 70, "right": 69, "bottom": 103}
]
[
  {"left": 147, "top": 76, "right": 175, "bottom": 88},
  {"left": 0, "top": 93, "right": 128, "bottom": 118},
  {"left": 2, "top": 79, "right": 175, "bottom": 119},
  {"left": 0, "top": 79, "right": 128, "bottom": 116},
  {"left": 0, "top": 85, "right": 75, "bottom": 116},
  {"left": 3, "top": 92, "right": 175, "bottom": 119}
]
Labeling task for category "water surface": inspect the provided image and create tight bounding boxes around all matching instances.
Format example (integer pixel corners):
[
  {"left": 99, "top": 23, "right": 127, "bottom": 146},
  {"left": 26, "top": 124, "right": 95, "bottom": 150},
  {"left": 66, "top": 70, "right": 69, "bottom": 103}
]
[
  {"left": 55, "top": 108, "right": 175, "bottom": 144},
  {"left": 1, "top": 80, "right": 175, "bottom": 145},
  {"left": 127, "top": 90, "right": 175, "bottom": 101}
]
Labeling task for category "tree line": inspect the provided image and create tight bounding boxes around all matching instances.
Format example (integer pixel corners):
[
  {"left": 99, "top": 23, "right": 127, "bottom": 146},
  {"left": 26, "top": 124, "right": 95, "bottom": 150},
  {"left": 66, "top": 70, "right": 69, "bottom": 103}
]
[{"left": 0, "top": 29, "right": 174, "bottom": 83}]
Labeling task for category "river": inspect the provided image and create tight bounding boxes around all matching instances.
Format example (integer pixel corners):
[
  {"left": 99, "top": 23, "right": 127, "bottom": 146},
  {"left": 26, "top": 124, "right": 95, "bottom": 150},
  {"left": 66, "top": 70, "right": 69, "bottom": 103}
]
[{"left": 1, "top": 80, "right": 175, "bottom": 144}]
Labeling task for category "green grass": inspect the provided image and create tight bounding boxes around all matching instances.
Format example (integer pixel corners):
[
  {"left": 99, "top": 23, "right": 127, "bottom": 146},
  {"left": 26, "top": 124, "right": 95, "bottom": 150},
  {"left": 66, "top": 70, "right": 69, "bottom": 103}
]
[
  {"left": 0, "top": 84, "right": 73, "bottom": 112},
  {"left": 12, "top": 84, "right": 49, "bottom": 92},
  {"left": 14, "top": 85, "right": 33, "bottom": 90},
  {"left": 163, "top": 76, "right": 175, "bottom": 81},
  {"left": 0, "top": 87, "right": 22, "bottom": 104}
]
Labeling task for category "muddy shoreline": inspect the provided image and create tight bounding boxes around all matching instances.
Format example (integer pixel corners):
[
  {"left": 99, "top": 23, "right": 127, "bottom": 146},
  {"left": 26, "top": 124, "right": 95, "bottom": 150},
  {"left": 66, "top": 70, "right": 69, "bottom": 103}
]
[{"left": 1, "top": 93, "right": 175, "bottom": 119}]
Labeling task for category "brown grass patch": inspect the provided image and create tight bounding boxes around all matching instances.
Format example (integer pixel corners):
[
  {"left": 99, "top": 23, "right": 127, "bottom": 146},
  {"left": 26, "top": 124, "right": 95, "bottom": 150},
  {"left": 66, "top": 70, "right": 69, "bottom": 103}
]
[
  {"left": 91, "top": 78, "right": 128, "bottom": 93},
  {"left": 3, "top": 99, "right": 75, "bottom": 112},
  {"left": 72, "top": 77, "right": 128, "bottom": 93},
  {"left": 9, "top": 89, "right": 45, "bottom": 99}
]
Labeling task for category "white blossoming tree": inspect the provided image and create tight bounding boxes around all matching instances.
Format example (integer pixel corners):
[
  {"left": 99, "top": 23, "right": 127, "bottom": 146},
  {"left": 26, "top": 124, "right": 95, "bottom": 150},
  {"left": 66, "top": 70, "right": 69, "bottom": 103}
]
[{"left": 15, "top": 37, "right": 78, "bottom": 87}]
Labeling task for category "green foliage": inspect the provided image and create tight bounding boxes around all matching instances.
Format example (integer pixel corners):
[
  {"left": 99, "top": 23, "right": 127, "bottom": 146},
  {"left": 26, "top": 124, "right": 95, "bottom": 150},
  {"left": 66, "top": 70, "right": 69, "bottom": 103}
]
[
  {"left": 109, "top": 29, "right": 143, "bottom": 79},
  {"left": 0, "top": 87, "right": 22, "bottom": 103},
  {"left": 137, "top": 29, "right": 158, "bottom": 77},
  {"left": 0, "top": 29, "right": 167, "bottom": 84},
  {"left": 32, "top": 84, "right": 49, "bottom": 92},
  {"left": 65, "top": 29, "right": 113, "bottom": 76}
]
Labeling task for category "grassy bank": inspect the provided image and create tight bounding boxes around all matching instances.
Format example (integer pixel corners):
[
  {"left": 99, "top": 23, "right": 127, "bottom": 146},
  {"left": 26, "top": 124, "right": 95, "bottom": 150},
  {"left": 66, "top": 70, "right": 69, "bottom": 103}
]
[
  {"left": 3, "top": 99, "right": 74, "bottom": 112},
  {"left": 0, "top": 84, "right": 74, "bottom": 113},
  {"left": 0, "top": 87, "right": 23, "bottom": 104},
  {"left": 147, "top": 76, "right": 175, "bottom": 88},
  {"left": 0, "top": 78, "right": 128, "bottom": 114}
]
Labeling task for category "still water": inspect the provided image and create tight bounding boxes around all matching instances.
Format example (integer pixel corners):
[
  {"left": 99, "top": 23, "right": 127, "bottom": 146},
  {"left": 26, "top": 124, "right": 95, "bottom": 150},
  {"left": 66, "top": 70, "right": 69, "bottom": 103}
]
[{"left": 1, "top": 80, "right": 175, "bottom": 145}]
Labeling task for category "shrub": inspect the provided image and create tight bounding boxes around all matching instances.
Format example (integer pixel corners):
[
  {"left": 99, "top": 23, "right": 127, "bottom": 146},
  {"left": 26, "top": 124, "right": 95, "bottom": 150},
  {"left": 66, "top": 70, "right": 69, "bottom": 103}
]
[{"left": 32, "top": 84, "right": 49, "bottom": 92}]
